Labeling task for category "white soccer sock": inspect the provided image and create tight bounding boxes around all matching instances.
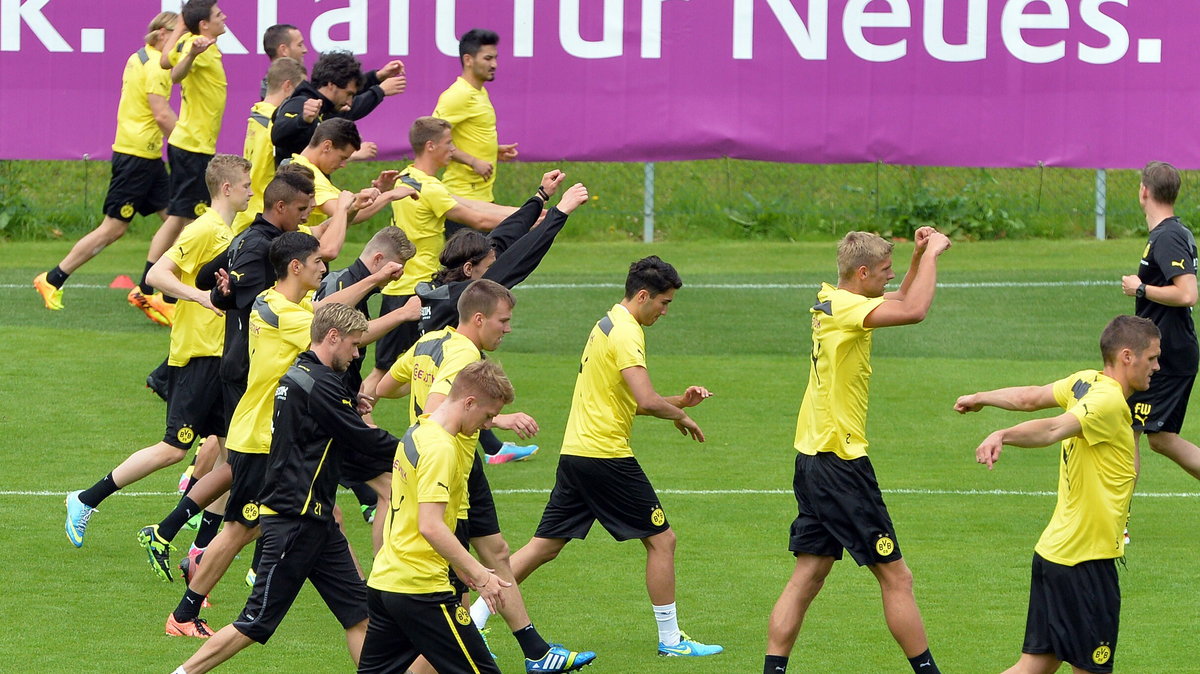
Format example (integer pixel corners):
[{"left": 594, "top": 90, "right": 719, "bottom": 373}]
[
  {"left": 653, "top": 602, "right": 680, "bottom": 646},
  {"left": 172, "top": 667, "right": 188, "bottom": 674},
  {"left": 470, "top": 595, "right": 493, "bottom": 630}
]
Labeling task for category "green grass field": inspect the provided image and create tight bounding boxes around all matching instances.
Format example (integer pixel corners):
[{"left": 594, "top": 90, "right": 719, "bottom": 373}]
[{"left": 2, "top": 236, "right": 1199, "bottom": 673}]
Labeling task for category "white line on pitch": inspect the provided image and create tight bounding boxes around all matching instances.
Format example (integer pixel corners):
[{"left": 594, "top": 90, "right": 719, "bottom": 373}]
[
  {"left": 5, "top": 487, "right": 1197, "bottom": 498},
  {"left": 0, "top": 280, "right": 1117, "bottom": 291}
]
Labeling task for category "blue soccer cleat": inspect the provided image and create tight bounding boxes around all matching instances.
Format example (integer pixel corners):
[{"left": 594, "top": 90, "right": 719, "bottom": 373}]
[
  {"left": 657, "top": 631, "right": 723, "bottom": 657},
  {"left": 65, "top": 490, "right": 97, "bottom": 548},
  {"left": 526, "top": 644, "right": 596, "bottom": 672},
  {"left": 487, "top": 442, "right": 539, "bottom": 464}
]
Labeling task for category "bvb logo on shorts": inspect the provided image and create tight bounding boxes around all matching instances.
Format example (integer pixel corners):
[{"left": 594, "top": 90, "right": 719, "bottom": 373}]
[
  {"left": 242, "top": 503, "right": 259, "bottom": 522},
  {"left": 875, "top": 535, "right": 895, "bottom": 557},
  {"left": 650, "top": 506, "right": 666, "bottom": 527},
  {"left": 193, "top": 202, "right": 207, "bottom": 217},
  {"left": 455, "top": 606, "right": 472, "bottom": 626},
  {"left": 120, "top": 203, "right": 135, "bottom": 219},
  {"left": 177, "top": 426, "right": 195, "bottom": 445},
  {"left": 1093, "top": 644, "right": 1112, "bottom": 665}
]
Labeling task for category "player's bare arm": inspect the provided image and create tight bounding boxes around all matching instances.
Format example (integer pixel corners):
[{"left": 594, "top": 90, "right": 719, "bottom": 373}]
[
  {"left": 491, "top": 412, "right": 539, "bottom": 440},
  {"left": 374, "top": 375, "right": 410, "bottom": 400},
  {"left": 954, "top": 383, "right": 1056, "bottom": 414},
  {"left": 158, "top": 22, "right": 186, "bottom": 69},
  {"left": 884, "top": 226, "right": 936, "bottom": 301},
  {"left": 146, "top": 257, "right": 222, "bottom": 316},
  {"left": 450, "top": 147, "right": 492, "bottom": 180},
  {"left": 975, "top": 412, "right": 1083, "bottom": 469},
  {"left": 418, "top": 501, "right": 510, "bottom": 611},
  {"left": 623, "top": 366, "right": 705, "bottom": 442},
  {"left": 360, "top": 297, "right": 421, "bottom": 346},
  {"left": 662, "top": 386, "right": 713, "bottom": 409},
  {"left": 148, "top": 93, "right": 176, "bottom": 137},
  {"left": 1121, "top": 272, "right": 1198, "bottom": 307},
  {"left": 169, "top": 35, "right": 213, "bottom": 83},
  {"left": 863, "top": 232, "right": 952, "bottom": 328}
]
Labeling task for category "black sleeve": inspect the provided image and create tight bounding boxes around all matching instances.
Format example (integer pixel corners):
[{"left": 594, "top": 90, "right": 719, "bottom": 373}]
[
  {"left": 344, "top": 85, "right": 385, "bottom": 121},
  {"left": 313, "top": 373, "right": 399, "bottom": 459},
  {"left": 362, "top": 69, "right": 381, "bottom": 88},
  {"left": 195, "top": 246, "right": 228, "bottom": 291},
  {"left": 485, "top": 196, "right": 543, "bottom": 255},
  {"left": 1153, "top": 228, "right": 1198, "bottom": 281},
  {"left": 271, "top": 97, "right": 317, "bottom": 160},
  {"left": 483, "top": 207, "right": 569, "bottom": 289},
  {"left": 222, "top": 241, "right": 271, "bottom": 310}
]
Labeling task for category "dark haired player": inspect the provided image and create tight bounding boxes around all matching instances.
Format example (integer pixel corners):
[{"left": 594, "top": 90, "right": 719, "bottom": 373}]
[
  {"left": 478, "top": 257, "right": 722, "bottom": 659},
  {"left": 1120, "top": 161, "right": 1200, "bottom": 485}
]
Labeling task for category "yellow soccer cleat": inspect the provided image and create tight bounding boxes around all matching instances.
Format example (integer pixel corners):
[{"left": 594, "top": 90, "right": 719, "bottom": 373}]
[{"left": 33, "top": 272, "right": 64, "bottom": 310}]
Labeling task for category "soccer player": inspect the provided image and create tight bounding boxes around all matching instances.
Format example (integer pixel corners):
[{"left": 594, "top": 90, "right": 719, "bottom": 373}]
[
  {"left": 955, "top": 315, "right": 1160, "bottom": 674},
  {"left": 418, "top": 175, "right": 588, "bottom": 464},
  {"left": 258, "top": 23, "right": 307, "bottom": 98},
  {"left": 231, "top": 56, "right": 306, "bottom": 234},
  {"left": 137, "top": 169, "right": 318, "bottom": 578},
  {"left": 377, "top": 280, "right": 595, "bottom": 672},
  {"left": 762, "top": 229, "right": 951, "bottom": 674},
  {"left": 148, "top": 0, "right": 228, "bottom": 324},
  {"left": 367, "top": 116, "right": 515, "bottom": 409},
  {"left": 64, "top": 154, "right": 252, "bottom": 549},
  {"left": 287, "top": 118, "right": 417, "bottom": 261},
  {"left": 477, "top": 256, "right": 722, "bottom": 659},
  {"left": 1119, "top": 161, "right": 1200, "bottom": 481},
  {"left": 317, "top": 227, "right": 419, "bottom": 552},
  {"left": 163, "top": 232, "right": 404, "bottom": 637},
  {"left": 33, "top": 12, "right": 178, "bottom": 316},
  {"left": 434, "top": 28, "right": 520, "bottom": 234},
  {"left": 170, "top": 304, "right": 403, "bottom": 674},
  {"left": 271, "top": 50, "right": 406, "bottom": 164},
  {"left": 358, "top": 360, "right": 516, "bottom": 674}
]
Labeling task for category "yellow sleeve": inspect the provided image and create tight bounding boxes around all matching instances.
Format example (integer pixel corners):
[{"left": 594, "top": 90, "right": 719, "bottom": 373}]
[
  {"left": 165, "top": 219, "right": 214, "bottom": 275},
  {"left": 279, "top": 302, "right": 314, "bottom": 352},
  {"left": 1051, "top": 375, "right": 1075, "bottom": 410},
  {"left": 838, "top": 294, "right": 888, "bottom": 330},
  {"left": 424, "top": 182, "right": 458, "bottom": 220},
  {"left": 314, "top": 174, "right": 342, "bottom": 210},
  {"left": 611, "top": 322, "right": 647, "bottom": 371},
  {"left": 168, "top": 37, "right": 186, "bottom": 66},
  {"left": 389, "top": 344, "right": 416, "bottom": 383},
  {"left": 1069, "top": 387, "right": 1125, "bottom": 448},
  {"left": 145, "top": 59, "right": 171, "bottom": 98},
  {"left": 433, "top": 87, "right": 472, "bottom": 125},
  {"left": 415, "top": 435, "right": 456, "bottom": 504},
  {"left": 428, "top": 347, "right": 477, "bottom": 398}
]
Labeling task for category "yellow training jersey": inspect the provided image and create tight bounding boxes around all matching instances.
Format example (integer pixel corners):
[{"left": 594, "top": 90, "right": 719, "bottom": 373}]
[
  {"left": 231, "top": 101, "right": 277, "bottom": 234},
  {"left": 434, "top": 77, "right": 498, "bottom": 201},
  {"left": 167, "top": 33, "right": 226, "bottom": 155},
  {"left": 1035, "top": 370, "right": 1136, "bottom": 566},
  {"left": 389, "top": 327, "right": 482, "bottom": 426},
  {"left": 794, "top": 283, "right": 887, "bottom": 461},
  {"left": 369, "top": 415, "right": 476, "bottom": 595},
  {"left": 226, "top": 288, "right": 314, "bottom": 455},
  {"left": 112, "top": 45, "right": 172, "bottom": 159},
  {"left": 561, "top": 304, "right": 646, "bottom": 460},
  {"left": 290, "top": 153, "right": 341, "bottom": 232},
  {"left": 166, "top": 210, "right": 232, "bottom": 367},
  {"left": 385, "top": 165, "right": 457, "bottom": 296}
]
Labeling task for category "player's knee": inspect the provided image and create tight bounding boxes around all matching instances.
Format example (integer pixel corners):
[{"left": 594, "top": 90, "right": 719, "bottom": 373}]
[
  {"left": 877, "top": 562, "right": 914, "bottom": 593},
  {"left": 100, "top": 217, "right": 130, "bottom": 241},
  {"left": 477, "top": 536, "right": 511, "bottom": 564},
  {"left": 645, "top": 528, "right": 677, "bottom": 554}
]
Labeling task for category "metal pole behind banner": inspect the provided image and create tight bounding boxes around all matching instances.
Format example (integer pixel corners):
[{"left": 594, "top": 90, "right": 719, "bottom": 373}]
[
  {"left": 1095, "top": 168, "right": 1107, "bottom": 240},
  {"left": 643, "top": 162, "right": 655, "bottom": 243}
]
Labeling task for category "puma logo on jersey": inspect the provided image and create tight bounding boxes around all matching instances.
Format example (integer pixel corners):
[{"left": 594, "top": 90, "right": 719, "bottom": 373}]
[{"left": 1172, "top": 259, "right": 1187, "bottom": 269}]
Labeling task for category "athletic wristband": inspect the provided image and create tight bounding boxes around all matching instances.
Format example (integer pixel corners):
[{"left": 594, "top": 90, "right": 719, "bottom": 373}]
[
  {"left": 1136, "top": 283, "right": 1146, "bottom": 299},
  {"left": 536, "top": 186, "right": 550, "bottom": 201}
]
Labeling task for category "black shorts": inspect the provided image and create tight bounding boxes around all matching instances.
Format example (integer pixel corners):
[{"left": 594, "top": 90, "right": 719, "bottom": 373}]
[
  {"left": 466, "top": 450, "right": 501, "bottom": 538},
  {"left": 222, "top": 378, "right": 246, "bottom": 430},
  {"left": 788, "top": 452, "right": 902, "bottom": 566},
  {"left": 163, "top": 357, "right": 225, "bottom": 449},
  {"left": 448, "top": 519, "right": 470, "bottom": 595},
  {"left": 1022, "top": 553, "right": 1120, "bottom": 673},
  {"left": 358, "top": 589, "right": 501, "bottom": 674},
  {"left": 1128, "top": 372, "right": 1195, "bottom": 434},
  {"left": 103, "top": 152, "right": 169, "bottom": 221},
  {"left": 226, "top": 451, "right": 269, "bottom": 526},
  {"left": 166, "top": 144, "right": 212, "bottom": 218},
  {"left": 374, "top": 294, "right": 421, "bottom": 371},
  {"left": 232, "top": 515, "right": 368, "bottom": 644},
  {"left": 534, "top": 455, "right": 669, "bottom": 542},
  {"left": 341, "top": 444, "right": 393, "bottom": 483}
]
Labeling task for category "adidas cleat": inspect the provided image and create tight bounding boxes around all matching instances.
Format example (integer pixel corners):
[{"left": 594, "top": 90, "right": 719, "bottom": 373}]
[{"left": 526, "top": 645, "right": 596, "bottom": 672}]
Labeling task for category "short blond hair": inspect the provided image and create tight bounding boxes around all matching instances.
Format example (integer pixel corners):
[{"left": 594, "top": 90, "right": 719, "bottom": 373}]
[
  {"left": 311, "top": 303, "right": 368, "bottom": 343},
  {"left": 450, "top": 360, "right": 515, "bottom": 405},
  {"left": 837, "top": 231, "right": 894, "bottom": 280},
  {"left": 205, "top": 154, "right": 252, "bottom": 198},
  {"left": 365, "top": 227, "right": 416, "bottom": 264},
  {"left": 145, "top": 12, "right": 178, "bottom": 45}
]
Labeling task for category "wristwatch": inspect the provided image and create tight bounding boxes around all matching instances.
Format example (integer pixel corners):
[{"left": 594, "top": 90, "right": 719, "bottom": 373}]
[{"left": 1136, "top": 283, "right": 1147, "bottom": 299}]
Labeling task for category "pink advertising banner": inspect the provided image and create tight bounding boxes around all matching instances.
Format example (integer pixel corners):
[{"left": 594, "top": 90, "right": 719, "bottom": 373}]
[{"left": 0, "top": 1, "right": 1194, "bottom": 168}]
